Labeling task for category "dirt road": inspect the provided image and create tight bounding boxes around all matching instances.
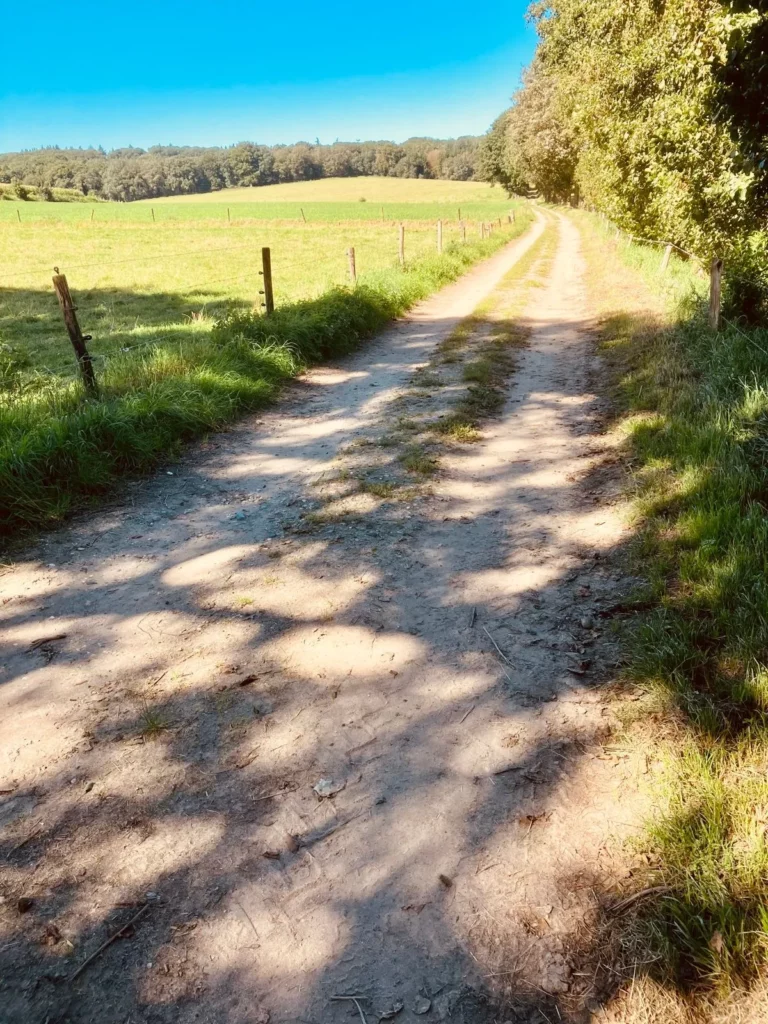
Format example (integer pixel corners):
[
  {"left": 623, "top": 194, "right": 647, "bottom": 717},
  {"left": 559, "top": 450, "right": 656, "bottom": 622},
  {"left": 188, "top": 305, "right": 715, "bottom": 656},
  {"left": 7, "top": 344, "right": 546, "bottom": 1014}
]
[{"left": 0, "top": 212, "right": 647, "bottom": 1023}]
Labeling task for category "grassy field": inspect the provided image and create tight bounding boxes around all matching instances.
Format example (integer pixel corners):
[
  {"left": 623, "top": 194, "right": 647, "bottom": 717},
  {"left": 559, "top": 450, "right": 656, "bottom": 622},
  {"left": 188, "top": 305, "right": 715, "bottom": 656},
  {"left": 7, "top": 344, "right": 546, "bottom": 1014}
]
[
  {"left": 575, "top": 211, "right": 768, "bottom": 1002},
  {"left": 0, "top": 178, "right": 529, "bottom": 533},
  {"left": 0, "top": 178, "right": 514, "bottom": 225},
  {"left": 1, "top": 179, "right": 524, "bottom": 377}
]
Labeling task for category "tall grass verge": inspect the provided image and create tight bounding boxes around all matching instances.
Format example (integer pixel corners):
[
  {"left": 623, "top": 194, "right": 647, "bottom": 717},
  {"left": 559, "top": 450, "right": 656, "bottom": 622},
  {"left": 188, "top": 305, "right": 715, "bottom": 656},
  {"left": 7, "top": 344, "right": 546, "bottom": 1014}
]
[
  {"left": 0, "top": 231, "right": 519, "bottom": 536},
  {"left": 574, "top": 211, "right": 768, "bottom": 999}
]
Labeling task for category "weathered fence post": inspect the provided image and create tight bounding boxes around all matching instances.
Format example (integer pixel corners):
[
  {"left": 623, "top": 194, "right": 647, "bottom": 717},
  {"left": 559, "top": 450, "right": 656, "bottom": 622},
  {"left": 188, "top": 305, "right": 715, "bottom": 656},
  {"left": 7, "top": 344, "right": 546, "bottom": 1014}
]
[
  {"left": 511, "top": 210, "right": 516, "bottom": 223},
  {"left": 51, "top": 270, "right": 98, "bottom": 396},
  {"left": 398, "top": 224, "right": 405, "bottom": 266},
  {"left": 709, "top": 257, "right": 723, "bottom": 330},
  {"left": 300, "top": 208, "right": 307, "bottom": 224},
  {"left": 660, "top": 244, "right": 673, "bottom": 273},
  {"left": 437, "top": 219, "right": 443, "bottom": 255},
  {"left": 347, "top": 246, "right": 357, "bottom": 285},
  {"left": 480, "top": 223, "right": 485, "bottom": 239},
  {"left": 227, "top": 207, "right": 231, "bottom": 224},
  {"left": 151, "top": 207, "right": 155, "bottom": 223},
  {"left": 460, "top": 221, "right": 466, "bottom": 243},
  {"left": 260, "top": 247, "right": 275, "bottom": 315}
]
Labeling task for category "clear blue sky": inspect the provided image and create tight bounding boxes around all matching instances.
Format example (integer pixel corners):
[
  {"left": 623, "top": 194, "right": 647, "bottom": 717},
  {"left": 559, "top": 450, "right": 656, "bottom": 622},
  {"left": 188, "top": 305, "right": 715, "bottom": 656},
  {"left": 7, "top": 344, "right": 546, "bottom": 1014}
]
[{"left": 0, "top": 0, "right": 536, "bottom": 152}]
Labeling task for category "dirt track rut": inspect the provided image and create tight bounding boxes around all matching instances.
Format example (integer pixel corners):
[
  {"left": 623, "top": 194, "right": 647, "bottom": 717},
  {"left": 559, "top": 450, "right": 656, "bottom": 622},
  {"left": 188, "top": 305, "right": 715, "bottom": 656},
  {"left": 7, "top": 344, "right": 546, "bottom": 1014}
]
[{"left": 0, "top": 212, "right": 646, "bottom": 1024}]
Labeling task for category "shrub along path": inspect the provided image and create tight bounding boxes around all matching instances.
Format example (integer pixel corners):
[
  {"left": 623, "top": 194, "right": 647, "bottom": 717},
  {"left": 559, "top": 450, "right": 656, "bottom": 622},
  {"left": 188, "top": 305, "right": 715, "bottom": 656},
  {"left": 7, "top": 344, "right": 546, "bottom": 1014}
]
[{"left": 0, "top": 212, "right": 650, "bottom": 1023}]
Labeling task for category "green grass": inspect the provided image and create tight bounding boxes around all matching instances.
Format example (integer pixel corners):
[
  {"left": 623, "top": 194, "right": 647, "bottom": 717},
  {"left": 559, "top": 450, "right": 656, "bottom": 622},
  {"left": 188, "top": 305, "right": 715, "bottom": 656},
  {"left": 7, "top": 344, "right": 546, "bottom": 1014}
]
[
  {"left": 1, "top": 212, "right": 528, "bottom": 379},
  {"left": 0, "top": 218, "right": 528, "bottom": 535},
  {"left": 575, "top": 211, "right": 768, "bottom": 997},
  {"left": 399, "top": 444, "right": 439, "bottom": 475}
]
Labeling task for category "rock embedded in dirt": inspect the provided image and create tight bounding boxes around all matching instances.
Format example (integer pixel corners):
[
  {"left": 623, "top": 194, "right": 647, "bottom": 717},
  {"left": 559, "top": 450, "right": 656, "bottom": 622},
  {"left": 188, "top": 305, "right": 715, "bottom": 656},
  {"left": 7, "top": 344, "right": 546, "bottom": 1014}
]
[
  {"left": 412, "top": 996, "right": 431, "bottom": 1015},
  {"left": 312, "top": 778, "right": 346, "bottom": 799},
  {"left": 378, "top": 1000, "right": 404, "bottom": 1019}
]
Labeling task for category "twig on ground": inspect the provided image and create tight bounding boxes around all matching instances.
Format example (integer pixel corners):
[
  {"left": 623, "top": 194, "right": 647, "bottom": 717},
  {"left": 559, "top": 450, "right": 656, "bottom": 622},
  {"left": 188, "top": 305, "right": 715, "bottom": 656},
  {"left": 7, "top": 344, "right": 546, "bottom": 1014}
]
[
  {"left": 9, "top": 826, "right": 42, "bottom": 854},
  {"left": 69, "top": 903, "right": 151, "bottom": 983},
  {"left": 28, "top": 633, "right": 67, "bottom": 651},
  {"left": 468, "top": 606, "right": 477, "bottom": 627},
  {"left": 459, "top": 704, "right": 476, "bottom": 724},
  {"left": 609, "top": 885, "right": 672, "bottom": 914},
  {"left": 331, "top": 995, "right": 369, "bottom": 1024},
  {"left": 483, "top": 626, "right": 511, "bottom": 665},
  {"left": 301, "top": 812, "right": 362, "bottom": 848},
  {"left": 234, "top": 899, "right": 260, "bottom": 942}
]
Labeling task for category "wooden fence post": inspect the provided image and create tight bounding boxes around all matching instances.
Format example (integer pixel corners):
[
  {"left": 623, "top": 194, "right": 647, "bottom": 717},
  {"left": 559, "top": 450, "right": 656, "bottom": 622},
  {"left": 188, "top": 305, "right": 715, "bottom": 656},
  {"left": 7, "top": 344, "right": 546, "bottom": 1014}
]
[
  {"left": 300, "top": 208, "right": 307, "bottom": 224},
  {"left": 480, "top": 223, "right": 485, "bottom": 239},
  {"left": 709, "top": 257, "right": 723, "bottom": 330},
  {"left": 511, "top": 210, "right": 516, "bottom": 223},
  {"left": 151, "top": 207, "right": 155, "bottom": 223},
  {"left": 51, "top": 270, "right": 98, "bottom": 396},
  {"left": 347, "top": 246, "right": 357, "bottom": 285},
  {"left": 437, "top": 219, "right": 443, "bottom": 255},
  {"left": 227, "top": 207, "right": 231, "bottom": 224},
  {"left": 398, "top": 224, "right": 405, "bottom": 266},
  {"left": 458, "top": 207, "right": 461, "bottom": 221},
  {"left": 16, "top": 209, "right": 21, "bottom": 223},
  {"left": 660, "top": 244, "right": 673, "bottom": 273},
  {"left": 460, "top": 221, "right": 466, "bottom": 243},
  {"left": 260, "top": 247, "right": 275, "bottom": 315}
]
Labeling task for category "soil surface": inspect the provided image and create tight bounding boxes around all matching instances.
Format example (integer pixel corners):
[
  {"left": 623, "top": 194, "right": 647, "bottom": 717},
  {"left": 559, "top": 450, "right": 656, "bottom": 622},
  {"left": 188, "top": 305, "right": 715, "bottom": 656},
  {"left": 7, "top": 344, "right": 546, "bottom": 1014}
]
[{"left": 0, "top": 212, "right": 648, "bottom": 1024}]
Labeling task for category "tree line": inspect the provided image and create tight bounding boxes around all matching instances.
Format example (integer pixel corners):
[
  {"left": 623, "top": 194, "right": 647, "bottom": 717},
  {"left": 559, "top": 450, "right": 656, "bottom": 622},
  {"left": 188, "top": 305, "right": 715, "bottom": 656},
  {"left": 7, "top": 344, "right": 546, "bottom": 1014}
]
[
  {"left": 0, "top": 137, "right": 481, "bottom": 202},
  {"left": 479, "top": 0, "right": 768, "bottom": 312}
]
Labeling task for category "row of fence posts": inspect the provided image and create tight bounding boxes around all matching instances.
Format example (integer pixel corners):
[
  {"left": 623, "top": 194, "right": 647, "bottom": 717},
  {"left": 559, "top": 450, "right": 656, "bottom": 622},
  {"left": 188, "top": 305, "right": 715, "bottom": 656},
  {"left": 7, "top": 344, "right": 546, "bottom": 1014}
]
[
  {"left": 346, "top": 212, "right": 516, "bottom": 282},
  {"left": 613, "top": 223, "right": 724, "bottom": 331},
  {"left": 49, "top": 212, "right": 520, "bottom": 395}
]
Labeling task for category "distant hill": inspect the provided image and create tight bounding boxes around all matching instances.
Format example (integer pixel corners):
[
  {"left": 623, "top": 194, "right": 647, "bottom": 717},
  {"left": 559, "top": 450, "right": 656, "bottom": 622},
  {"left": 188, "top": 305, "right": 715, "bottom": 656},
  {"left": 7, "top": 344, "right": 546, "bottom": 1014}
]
[{"left": 0, "top": 137, "right": 482, "bottom": 203}]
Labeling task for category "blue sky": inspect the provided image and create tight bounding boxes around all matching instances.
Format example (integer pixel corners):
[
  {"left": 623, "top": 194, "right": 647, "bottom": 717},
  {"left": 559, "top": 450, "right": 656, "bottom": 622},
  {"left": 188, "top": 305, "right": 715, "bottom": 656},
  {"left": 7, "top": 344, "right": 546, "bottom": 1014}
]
[{"left": 0, "top": 0, "right": 536, "bottom": 151}]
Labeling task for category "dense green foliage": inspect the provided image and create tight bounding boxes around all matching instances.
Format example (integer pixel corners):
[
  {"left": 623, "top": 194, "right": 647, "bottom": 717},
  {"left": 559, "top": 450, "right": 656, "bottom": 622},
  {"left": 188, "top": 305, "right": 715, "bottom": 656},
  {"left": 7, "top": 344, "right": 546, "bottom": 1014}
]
[
  {"left": 0, "top": 230, "right": 517, "bottom": 535},
  {"left": 481, "top": 1, "right": 768, "bottom": 265},
  {"left": 0, "top": 137, "right": 482, "bottom": 203}
]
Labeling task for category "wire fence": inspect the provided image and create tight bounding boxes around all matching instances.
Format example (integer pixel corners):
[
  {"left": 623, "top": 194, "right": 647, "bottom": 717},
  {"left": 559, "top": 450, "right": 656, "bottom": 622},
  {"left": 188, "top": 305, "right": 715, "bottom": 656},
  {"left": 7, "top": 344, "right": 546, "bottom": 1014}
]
[{"left": 1, "top": 213, "right": 520, "bottom": 393}]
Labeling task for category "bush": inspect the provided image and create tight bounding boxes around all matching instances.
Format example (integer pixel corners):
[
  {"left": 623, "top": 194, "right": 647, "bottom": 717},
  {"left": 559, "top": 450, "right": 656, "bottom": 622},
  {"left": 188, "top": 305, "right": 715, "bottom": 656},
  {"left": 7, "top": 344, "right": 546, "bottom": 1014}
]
[{"left": 722, "top": 232, "right": 768, "bottom": 325}]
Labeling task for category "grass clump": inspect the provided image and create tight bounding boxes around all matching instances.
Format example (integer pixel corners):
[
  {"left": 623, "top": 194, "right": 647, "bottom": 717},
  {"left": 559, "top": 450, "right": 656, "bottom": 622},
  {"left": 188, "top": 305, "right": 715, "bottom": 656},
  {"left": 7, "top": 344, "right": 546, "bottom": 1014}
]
[
  {"left": 139, "top": 704, "right": 169, "bottom": 739},
  {"left": 399, "top": 444, "right": 439, "bottom": 475},
  {"left": 358, "top": 479, "right": 400, "bottom": 498},
  {"left": 433, "top": 415, "right": 482, "bottom": 443}
]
